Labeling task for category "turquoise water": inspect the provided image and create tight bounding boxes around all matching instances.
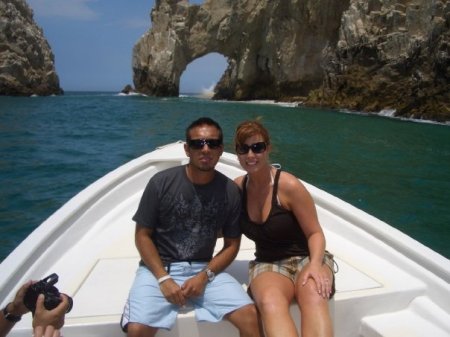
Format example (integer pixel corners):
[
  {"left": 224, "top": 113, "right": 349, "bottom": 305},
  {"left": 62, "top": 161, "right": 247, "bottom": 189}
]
[{"left": 1, "top": 92, "right": 449, "bottom": 261}]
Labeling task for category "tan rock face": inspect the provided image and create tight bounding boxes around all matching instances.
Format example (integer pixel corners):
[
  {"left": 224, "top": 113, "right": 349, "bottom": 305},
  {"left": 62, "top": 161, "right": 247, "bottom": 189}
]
[
  {"left": 133, "top": 0, "right": 449, "bottom": 121},
  {"left": 0, "top": 0, "right": 62, "bottom": 96},
  {"left": 133, "top": 0, "right": 347, "bottom": 98},
  {"left": 315, "top": 0, "right": 450, "bottom": 121}
]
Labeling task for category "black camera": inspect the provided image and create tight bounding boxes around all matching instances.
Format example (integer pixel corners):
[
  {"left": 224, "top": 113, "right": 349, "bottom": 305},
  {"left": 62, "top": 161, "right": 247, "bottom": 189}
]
[{"left": 23, "top": 273, "right": 73, "bottom": 314}]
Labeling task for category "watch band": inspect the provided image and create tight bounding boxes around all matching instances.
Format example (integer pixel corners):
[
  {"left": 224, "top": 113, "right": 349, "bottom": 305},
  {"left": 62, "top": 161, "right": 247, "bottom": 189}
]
[{"left": 2, "top": 304, "right": 22, "bottom": 323}]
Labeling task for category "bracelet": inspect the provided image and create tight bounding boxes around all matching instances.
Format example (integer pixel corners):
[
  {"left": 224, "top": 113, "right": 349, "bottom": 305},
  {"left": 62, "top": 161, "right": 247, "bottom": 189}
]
[{"left": 157, "top": 275, "right": 172, "bottom": 284}]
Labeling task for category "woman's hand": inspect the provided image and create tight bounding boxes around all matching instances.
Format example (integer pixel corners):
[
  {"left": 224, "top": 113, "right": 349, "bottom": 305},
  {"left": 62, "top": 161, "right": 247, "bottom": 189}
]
[{"left": 301, "top": 262, "right": 333, "bottom": 299}]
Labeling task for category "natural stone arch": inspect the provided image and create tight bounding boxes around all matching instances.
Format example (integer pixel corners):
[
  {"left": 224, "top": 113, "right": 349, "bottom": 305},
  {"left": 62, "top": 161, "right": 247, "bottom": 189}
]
[
  {"left": 180, "top": 52, "right": 227, "bottom": 95},
  {"left": 133, "top": 0, "right": 450, "bottom": 121},
  {"left": 132, "top": 0, "right": 348, "bottom": 100}
]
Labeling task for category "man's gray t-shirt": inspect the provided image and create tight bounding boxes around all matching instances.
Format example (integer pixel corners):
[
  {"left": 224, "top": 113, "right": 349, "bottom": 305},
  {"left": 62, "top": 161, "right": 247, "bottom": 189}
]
[{"left": 132, "top": 165, "right": 242, "bottom": 265}]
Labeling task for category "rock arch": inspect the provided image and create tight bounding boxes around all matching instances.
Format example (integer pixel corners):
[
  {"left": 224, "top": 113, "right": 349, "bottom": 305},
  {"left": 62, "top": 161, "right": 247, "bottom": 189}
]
[
  {"left": 180, "top": 52, "right": 227, "bottom": 94},
  {"left": 132, "top": 0, "right": 450, "bottom": 121},
  {"left": 132, "top": 0, "right": 347, "bottom": 100}
]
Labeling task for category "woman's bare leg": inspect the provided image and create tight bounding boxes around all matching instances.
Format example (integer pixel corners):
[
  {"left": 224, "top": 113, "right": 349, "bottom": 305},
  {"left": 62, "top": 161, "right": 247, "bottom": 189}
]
[{"left": 250, "top": 272, "right": 298, "bottom": 337}]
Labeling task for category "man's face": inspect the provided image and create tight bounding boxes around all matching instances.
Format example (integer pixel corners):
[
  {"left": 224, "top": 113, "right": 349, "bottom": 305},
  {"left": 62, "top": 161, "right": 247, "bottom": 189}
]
[{"left": 184, "top": 124, "right": 223, "bottom": 172}]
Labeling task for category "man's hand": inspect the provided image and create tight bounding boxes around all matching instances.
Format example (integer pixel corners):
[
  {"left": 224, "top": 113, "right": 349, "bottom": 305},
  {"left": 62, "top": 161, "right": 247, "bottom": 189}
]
[
  {"left": 181, "top": 273, "right": 208, "bottom": 298},
  {"left": 159, "top": 279, "right": 187, "bottom": 307}
]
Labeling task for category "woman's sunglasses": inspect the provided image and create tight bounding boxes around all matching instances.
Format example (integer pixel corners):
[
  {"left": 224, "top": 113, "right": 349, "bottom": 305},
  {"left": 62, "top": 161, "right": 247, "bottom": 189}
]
[
  {"left": 236, "top": 142, "right": 267, "bottom": 155},
  {"left": 187, "top": 138, "right": 223, "bottom": 150}
]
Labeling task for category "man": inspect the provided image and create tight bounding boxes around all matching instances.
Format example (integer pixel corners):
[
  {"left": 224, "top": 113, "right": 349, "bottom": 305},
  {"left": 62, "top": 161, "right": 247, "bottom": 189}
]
[{"left": 121, "top": 117, "right": 260, "bottom": 337}]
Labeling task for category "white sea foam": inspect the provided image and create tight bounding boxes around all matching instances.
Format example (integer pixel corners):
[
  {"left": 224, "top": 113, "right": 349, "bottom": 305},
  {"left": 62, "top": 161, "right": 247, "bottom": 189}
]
[
  {"left": 218, "top": 99, "right": 302, "bottom": 108},
  {"left": 116, "top": 91, "right": 146, "bottom": 97},
  {"left": 377, "top": 108, "right": 448, "bottom": 125},
  {"left": 340, "top": 108, "right": 447, "bottom": 126},
  {"left": 199, "top": 84, "right": 215, "bottom": 98},
  {"left": 378, "top": 109, "right": 396, "bottom": 117}
]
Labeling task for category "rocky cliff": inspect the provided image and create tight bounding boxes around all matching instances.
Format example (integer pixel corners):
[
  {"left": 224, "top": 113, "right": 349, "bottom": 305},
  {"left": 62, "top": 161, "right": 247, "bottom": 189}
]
[
  {"left": 133, "top": 0, "right": 449, "bottom": 121},
  {"left": 0, "top": 0, "right": 62, "bottom": 96},
  {"left": 314, "top": 0, "right": 450, "bottom": 121}
]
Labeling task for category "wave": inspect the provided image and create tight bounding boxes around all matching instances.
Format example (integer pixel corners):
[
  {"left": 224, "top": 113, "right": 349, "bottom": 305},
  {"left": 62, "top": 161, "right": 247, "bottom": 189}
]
[
  {"left": 209, "top": 98, "right": 302, "bottom": 109},
  {"left": 340, "top": 108, "right": 449, "bottom": 126},
  {"left": 245, "top": 100, "right": 300, "bottom": 108},
  {"left": 199, "top": 84, "right": 215, "bottom": 98},
  {"left": 116, "top": 92, "right": 147, "bottom": 97}
]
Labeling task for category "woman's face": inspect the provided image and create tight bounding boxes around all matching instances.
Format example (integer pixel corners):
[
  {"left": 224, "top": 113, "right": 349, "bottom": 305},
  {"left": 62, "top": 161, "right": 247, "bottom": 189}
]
[{"left": 236, "top": 134, "right": 270, "bottom": 173}]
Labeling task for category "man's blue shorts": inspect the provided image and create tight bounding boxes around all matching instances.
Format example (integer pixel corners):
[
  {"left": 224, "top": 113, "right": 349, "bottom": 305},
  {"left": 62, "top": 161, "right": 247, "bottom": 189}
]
[{"left": 121, "top": 262, "right": 253, "bottom": 331}]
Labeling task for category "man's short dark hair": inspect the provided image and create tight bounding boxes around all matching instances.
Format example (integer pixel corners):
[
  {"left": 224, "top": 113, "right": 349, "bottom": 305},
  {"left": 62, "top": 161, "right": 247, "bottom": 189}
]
[{"left": 185, "top": 117, "right": 223, "bottom": 143}]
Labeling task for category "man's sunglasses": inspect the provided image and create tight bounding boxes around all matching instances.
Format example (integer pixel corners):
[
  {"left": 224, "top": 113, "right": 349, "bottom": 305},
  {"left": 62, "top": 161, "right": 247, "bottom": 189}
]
[
  {"left": 235, "top": 142, "right": 267, "bottom": 155},
  {"left": 187, "top": 138, "right": 223, "bottom": 150}
]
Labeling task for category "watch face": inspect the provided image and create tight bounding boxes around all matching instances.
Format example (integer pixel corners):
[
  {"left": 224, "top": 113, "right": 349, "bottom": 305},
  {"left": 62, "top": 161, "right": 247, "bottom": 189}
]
[
  {"left": 3, "top": 307, "right": 22, "bottom": 322},
  {"left": 206, "top": 269, "right": 215, "bottom": 281}
]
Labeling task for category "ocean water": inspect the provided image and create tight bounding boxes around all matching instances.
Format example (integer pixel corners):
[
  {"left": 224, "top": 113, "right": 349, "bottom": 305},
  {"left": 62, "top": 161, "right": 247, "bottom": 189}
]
[{"left": 0, "top": 92, "right": 449, "bottom": 261}]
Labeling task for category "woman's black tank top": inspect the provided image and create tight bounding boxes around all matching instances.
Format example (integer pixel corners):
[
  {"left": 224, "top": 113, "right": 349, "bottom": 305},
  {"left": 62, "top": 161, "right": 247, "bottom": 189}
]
[{"left": 240, "top": 169, "right": 309, "bottom": 262}]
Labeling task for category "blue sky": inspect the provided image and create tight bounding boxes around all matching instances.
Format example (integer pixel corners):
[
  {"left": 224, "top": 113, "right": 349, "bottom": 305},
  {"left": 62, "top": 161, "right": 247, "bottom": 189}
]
[{"left": 27, "top": 0, "right": 227, "bottom": 93}]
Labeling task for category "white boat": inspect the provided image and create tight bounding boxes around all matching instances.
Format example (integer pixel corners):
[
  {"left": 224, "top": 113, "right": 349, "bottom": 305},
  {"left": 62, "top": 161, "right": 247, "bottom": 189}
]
[{"left": 1, "top": 141, "right": 449, "bottom": 337}]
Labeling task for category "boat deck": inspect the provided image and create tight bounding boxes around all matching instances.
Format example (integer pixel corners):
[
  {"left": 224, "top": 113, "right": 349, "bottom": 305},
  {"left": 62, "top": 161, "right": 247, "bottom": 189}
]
[
  {"left": 9, "top": 195, "right": 447, "bottom": 337},
  {"left": 1, "top": 144, "right": 449, "bottom": 337}
]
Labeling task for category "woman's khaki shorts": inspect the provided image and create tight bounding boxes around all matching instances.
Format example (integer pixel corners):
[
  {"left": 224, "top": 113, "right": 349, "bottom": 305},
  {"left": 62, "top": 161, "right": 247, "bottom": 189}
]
[{"left": 248, "top": 252, "right": 336, "bottom": 298}]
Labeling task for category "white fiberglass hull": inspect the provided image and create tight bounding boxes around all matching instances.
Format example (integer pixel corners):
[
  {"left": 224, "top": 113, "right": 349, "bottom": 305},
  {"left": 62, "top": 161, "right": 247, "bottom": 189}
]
[{"left": 1, "top": 142, "right": 449, "bottom": 337}]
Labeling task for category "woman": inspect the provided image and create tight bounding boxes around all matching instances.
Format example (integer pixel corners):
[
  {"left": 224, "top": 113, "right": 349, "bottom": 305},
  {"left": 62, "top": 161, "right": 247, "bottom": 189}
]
[{"left": 234, "top": 120, "right": 335, "bottom": 337}]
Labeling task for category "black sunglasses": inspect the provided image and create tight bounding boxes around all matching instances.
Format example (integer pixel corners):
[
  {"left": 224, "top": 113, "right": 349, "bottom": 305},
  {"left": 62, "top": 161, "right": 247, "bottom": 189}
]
[
  {"left": 236, "top": 142, "right": 267, "bottom": 155},
  {"left": 187, "top": 138, "right": 223, "bottom": 150}
]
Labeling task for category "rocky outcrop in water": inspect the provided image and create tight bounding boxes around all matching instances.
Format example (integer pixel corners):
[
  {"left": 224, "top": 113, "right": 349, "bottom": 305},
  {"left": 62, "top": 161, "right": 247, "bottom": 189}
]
[
  {"left": 133, "top": 0, "right": 450, "bottom": 121},
  {"left": 0, "top": 0, "right": 62, "bottom": 96},
  {"left": 311, "top": 0, "right": 450, "bottom": 122}
]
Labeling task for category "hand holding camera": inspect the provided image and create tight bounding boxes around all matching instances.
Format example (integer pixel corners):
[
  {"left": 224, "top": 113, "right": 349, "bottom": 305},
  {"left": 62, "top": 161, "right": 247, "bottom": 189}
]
[
  {"left": 1, "top": 273, "right": 73, "bottom": 337},
  {"left": 23, "top": 273, "right": 73, "bottom": 314}
]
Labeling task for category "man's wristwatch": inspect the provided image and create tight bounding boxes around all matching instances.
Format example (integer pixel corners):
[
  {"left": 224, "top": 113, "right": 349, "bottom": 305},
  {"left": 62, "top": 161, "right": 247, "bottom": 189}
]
[
  {"left": 2, "top": 304, "right": 22, "bottom": 323},
  {"left": 204, "top": 268, "right": 215, "bottom": 282}
]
